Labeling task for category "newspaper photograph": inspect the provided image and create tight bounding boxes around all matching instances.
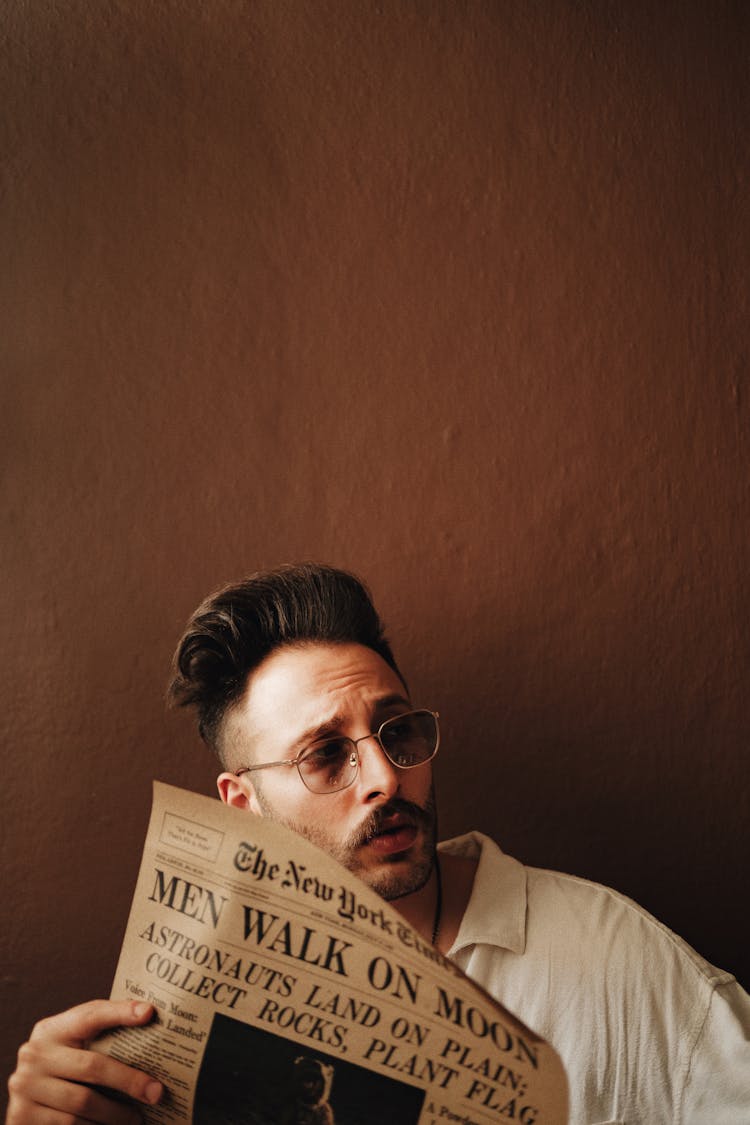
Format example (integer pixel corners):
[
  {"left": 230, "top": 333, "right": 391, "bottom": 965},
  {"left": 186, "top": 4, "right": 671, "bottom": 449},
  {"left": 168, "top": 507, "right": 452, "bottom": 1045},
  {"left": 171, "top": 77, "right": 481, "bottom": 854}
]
[{"left": 94, "top": 783, "right": 568, "bottom": 1124}]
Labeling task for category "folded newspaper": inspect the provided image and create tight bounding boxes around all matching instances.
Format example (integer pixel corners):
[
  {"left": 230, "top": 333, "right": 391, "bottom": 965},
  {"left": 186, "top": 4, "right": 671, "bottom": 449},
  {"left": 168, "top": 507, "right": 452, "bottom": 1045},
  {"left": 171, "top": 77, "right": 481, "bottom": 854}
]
[{"left": 95, "top": 783, "right": 568, "bottom": 1124}]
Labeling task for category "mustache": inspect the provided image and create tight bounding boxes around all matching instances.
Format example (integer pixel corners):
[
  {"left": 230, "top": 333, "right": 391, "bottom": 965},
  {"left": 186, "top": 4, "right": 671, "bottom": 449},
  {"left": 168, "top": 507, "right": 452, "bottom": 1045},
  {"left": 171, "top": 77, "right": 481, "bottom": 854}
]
[{"left": 348, "top": 795, "right": 435, "bottom": 849}]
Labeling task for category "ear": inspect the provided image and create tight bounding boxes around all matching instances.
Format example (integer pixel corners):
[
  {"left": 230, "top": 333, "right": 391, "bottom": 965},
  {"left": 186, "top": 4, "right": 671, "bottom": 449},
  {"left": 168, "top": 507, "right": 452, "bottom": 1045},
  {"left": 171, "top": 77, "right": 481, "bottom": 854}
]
[{"left": 217, "top": 771, "right": 265, "bottom": 816}]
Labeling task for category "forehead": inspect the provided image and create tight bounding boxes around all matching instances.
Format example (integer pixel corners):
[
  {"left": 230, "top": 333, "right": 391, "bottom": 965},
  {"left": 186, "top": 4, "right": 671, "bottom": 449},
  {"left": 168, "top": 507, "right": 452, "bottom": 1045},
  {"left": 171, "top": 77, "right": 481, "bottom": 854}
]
[{"left": 234, "top": 642, "right": 406, "bottom": 735}]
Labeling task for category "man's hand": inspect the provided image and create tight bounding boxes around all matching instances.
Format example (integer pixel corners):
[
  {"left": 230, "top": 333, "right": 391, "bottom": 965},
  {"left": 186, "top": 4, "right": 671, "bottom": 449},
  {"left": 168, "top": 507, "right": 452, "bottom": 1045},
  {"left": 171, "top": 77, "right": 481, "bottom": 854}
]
[{"left": 6, "top": 1000, "right": 163, "bottom": 1124}]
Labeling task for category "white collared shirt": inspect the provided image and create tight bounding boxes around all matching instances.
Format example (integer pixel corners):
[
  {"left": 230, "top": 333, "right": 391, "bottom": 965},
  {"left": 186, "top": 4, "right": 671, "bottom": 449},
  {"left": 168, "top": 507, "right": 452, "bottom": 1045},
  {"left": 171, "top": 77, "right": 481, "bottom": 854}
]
[{"left": 440, "top": 832, "right": 750, "bottom": 1124}]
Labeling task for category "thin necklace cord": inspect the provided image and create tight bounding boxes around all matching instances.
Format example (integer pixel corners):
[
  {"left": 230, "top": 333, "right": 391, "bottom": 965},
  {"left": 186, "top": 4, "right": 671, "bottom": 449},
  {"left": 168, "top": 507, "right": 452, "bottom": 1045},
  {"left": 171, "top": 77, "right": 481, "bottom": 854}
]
[{"left": 431, "top": 856, "right": 442, "bottom": 947}]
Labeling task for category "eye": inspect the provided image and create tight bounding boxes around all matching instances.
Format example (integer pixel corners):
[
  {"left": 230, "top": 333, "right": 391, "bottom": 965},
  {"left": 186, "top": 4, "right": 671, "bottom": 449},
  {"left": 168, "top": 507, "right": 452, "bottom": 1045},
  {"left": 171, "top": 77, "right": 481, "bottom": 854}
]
[
  {"left": 300, "top": 739, "right": 351, "bottom": 772},
  {"left": 381, "top": 714, "right": 420, "bottom": 744},
  {"left": 380, "top": 711, "right": 437, "bottom": 766},
  {"left": 383, "top": 719, "right": 411, "bottom": 738}
]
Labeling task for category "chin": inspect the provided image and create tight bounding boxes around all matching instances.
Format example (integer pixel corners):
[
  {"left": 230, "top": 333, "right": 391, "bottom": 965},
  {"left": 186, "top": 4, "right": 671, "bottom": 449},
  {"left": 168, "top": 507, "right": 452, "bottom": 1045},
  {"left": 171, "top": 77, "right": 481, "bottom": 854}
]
[{"left": 362, "top": 854, "right": 435, "bottom": 902}]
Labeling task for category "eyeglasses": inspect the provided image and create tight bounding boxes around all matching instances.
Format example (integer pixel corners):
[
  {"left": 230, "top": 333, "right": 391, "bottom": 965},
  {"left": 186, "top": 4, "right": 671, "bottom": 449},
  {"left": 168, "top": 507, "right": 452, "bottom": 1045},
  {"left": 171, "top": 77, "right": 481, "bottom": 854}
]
[{"left": 236, "top": 709, "right": 439, "bottom": 795}]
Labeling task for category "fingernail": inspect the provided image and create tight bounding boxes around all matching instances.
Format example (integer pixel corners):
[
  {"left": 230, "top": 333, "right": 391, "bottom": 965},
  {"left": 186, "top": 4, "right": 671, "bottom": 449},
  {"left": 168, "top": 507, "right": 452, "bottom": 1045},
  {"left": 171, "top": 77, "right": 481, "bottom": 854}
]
[
  {"left": 132, "top": 1001, "right": 151, "bottom": 1018},
  {"left": 145, "top": 1081, "right": 163, "bottom": 1105}
]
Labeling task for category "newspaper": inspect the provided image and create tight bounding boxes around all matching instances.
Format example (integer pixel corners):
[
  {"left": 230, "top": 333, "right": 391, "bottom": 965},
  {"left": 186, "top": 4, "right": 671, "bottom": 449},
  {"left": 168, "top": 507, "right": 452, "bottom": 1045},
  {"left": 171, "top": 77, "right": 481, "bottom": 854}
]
[{"left": 95, "top": 783, "right": 568, "bottom": 1124}]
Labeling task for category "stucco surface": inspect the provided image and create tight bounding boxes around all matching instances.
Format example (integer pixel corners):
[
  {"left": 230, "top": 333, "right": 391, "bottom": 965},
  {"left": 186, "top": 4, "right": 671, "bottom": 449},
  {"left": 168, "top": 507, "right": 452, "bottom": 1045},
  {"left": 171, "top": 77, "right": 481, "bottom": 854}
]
[{"left": 2, "top": 0, "right": 748, "bottom": 1096}]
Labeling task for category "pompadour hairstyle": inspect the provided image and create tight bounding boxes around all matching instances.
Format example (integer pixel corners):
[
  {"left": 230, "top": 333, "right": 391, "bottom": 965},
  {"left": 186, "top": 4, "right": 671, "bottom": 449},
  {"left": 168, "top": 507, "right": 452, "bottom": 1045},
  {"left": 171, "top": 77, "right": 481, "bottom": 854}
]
[{"left": 168, "top": 563, "right": 404, "bottom": 761}]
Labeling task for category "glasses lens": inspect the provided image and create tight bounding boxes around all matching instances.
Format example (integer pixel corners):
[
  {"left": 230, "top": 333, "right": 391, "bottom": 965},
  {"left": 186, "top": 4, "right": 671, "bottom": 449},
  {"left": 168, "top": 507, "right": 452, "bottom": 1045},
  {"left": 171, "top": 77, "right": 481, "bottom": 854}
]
[
  {"left": 298, "top": 739, "right": 358, "bottom": 793},
  {"left": 379, "top": 710, "right": 438, "bottom": 767}
]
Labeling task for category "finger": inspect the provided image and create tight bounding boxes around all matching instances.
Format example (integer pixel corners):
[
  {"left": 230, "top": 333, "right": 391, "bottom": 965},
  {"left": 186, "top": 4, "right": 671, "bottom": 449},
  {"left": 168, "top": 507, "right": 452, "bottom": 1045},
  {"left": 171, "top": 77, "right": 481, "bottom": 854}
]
[
  {"left": 6, "top": 1102, "right": 82, "bottom": 1125},
  {"left": 31, "top": 1001, "right": 157, "bottom": 1048},
  {"left": 13, "top": 1073, "right": 142, "bottom": 1125},
  {"left": 15, "top": 1039, "right": 162, "bottom": 1108}
]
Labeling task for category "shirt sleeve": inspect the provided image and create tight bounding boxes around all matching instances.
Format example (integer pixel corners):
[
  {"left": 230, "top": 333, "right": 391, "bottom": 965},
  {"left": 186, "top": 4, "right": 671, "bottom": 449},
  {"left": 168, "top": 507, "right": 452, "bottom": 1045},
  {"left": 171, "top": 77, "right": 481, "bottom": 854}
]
[{"left": 680, "top": 976, "right": 750, "bottom": 1122}]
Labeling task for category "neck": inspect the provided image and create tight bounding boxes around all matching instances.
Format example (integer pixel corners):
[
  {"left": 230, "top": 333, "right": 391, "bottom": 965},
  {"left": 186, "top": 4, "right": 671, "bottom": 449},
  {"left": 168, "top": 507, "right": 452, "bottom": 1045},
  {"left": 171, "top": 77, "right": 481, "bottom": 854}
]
[
  {"left": 390, "top": 851, "right": 479, "bottom": 954},
  {"left": 390, "top": 864, "right": 442, "bottom": 948}
]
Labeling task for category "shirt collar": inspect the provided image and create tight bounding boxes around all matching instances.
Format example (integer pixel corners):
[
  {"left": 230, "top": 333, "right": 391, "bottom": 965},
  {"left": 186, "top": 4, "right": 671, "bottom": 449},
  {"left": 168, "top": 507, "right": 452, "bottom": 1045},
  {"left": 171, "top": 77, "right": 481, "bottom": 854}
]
[{"left": 438, "top": 831, "right": 528, "bottom": 956}]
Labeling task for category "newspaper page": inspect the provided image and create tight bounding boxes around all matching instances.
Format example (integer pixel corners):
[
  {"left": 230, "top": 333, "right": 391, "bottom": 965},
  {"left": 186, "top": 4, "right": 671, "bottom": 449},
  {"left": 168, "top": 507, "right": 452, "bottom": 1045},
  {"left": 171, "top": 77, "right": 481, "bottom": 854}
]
[{"left": 95, "top": 783, "right": 568, "bottom": 1124}]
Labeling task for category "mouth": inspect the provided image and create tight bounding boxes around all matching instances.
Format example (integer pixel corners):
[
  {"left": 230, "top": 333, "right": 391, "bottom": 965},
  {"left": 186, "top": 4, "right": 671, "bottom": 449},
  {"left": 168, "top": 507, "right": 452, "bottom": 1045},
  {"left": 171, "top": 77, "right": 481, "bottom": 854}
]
[{"left": 365, "top": 814, "right": 419, "bottom": 856}]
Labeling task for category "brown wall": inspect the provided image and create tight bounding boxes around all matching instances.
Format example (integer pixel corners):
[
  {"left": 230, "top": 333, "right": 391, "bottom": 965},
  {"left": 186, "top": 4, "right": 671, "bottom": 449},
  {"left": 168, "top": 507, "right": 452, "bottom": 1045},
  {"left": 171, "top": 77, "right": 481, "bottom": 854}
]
[{"left": 2, "top": 0, "right": 748, "bottom": 1094}]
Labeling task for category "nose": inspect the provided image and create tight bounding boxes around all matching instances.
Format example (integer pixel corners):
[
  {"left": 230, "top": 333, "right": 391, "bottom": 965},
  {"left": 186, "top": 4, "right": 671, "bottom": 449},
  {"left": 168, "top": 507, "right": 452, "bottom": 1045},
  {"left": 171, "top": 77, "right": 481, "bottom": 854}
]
[{"left": 353, "top": 734, "right": 400, "bottom": 803}]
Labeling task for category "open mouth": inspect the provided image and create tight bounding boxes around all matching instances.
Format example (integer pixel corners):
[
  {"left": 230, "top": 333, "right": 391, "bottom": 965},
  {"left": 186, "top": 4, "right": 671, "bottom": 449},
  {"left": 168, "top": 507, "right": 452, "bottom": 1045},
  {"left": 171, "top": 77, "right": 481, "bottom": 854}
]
[{"left": 367, "top": 817, "right": 418, "bottom": 856}]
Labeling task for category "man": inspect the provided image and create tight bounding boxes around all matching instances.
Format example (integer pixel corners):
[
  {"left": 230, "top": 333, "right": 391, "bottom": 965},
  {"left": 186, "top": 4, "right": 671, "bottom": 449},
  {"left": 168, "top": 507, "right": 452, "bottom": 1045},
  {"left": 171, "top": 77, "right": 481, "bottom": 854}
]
[{"left": 7, "top": 564, "right": 750, "bottom": 1123}]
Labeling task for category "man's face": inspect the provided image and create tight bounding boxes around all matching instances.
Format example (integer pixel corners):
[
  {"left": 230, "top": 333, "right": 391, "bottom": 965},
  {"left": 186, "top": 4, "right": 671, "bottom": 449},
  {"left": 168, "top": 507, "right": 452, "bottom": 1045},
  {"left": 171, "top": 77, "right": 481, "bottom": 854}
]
[{"left": 218, "top": 642, "right": 437, "bottom": 901}]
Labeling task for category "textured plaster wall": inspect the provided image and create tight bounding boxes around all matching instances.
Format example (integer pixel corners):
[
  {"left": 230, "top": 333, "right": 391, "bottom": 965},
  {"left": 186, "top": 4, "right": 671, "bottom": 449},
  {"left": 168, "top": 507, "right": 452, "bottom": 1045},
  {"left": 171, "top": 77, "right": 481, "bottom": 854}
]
[{"left": 1, "top": 0, "right": 748, "bottom": 1093}]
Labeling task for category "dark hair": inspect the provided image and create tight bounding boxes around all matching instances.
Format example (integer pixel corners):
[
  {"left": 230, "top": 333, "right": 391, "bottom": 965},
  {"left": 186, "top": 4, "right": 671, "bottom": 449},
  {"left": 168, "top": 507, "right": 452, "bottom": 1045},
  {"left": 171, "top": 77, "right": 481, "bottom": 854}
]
[{"left": 168, "top": 563, "right": 404, "bottom": 761}]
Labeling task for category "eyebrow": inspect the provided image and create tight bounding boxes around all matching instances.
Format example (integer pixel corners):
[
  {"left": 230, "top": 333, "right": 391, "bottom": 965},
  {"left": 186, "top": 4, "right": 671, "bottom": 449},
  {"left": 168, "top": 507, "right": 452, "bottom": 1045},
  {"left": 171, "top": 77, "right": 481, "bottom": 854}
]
[{"left": 291, "top": 692, "right": 412, "bottom": 751}]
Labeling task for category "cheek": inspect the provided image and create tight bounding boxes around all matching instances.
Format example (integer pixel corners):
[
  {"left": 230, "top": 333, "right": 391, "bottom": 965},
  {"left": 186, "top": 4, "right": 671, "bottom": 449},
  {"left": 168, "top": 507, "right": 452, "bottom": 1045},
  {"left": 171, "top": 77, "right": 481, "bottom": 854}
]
[
  {"left": 251, "top": 771, "right": 309, "bottom": 818},
  {"left": 268, "top": 777, "right": 351, "bottom": 829}
]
